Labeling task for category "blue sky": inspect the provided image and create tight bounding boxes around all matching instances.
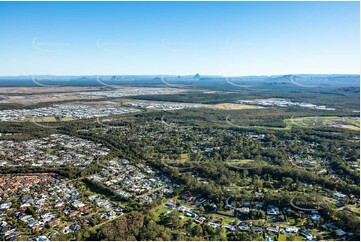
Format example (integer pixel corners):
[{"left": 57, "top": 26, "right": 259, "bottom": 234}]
[{"left": 0, "top": 1, "right": 359, "bottom": 76}]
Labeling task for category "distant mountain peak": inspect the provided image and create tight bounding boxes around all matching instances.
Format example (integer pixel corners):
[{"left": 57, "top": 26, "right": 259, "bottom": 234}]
[
  {"left": 76, "top": 76, "right": 90, "bottom": 80},
  {"left": 194, "top": 73, "right": 200, "bottom": 79}
]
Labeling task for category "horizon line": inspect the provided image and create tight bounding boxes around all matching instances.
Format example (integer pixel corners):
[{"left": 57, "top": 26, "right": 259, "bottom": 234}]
[{"left": 0, "top": 73, "right": 360, "bottom": 78}]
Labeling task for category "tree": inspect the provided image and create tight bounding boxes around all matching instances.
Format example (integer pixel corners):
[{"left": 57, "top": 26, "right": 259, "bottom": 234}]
[
  {"left": 286, "top": 234, "right": 295, "bottom": 241},
  {"left": 98, "top": 211, "right": 144, "bottom": 240},
  {"left": 163, "top": 211, "right": 182, "bottom": 228},
  {"left": 191, "top": 225, "right": 203, "bottom": 237},
  {"left": 282, "top": 177, "right": 293, "bottom": 188},
  {"left": 316, "top": 234, "right": 323, "bottom": 241},
  {"left": 215, "top": 226, "right": 227, "bottom": 241}
]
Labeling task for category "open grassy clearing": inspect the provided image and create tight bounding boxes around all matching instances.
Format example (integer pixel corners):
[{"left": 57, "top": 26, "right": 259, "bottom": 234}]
[
  {"left": 14, "top": 116, "right": 74, "bottom": 122},
  {"left": 345, "top": 205, "right": 360, "bottom": 214},
  {"left": 227, "top": 116, "right": 360, "bottom": 131},
  {"left": 179, "top": 153, "right": 190, "bottom": 161},
  {"left": 154, "top": 206, "right": 169, "bottom": 222},
  {"left": 285, "top": 116, "right": 360, "bottom": 130},
  {"left": 225, "top": 159, "right": 267, "bottom": 169},
  {"left": 278, "top": 234, "right": 305, "bottom": 241},
  {"left": 226, "top": 159, "right": 255, "bottom": 165},
  {"left": 214, "top": 103, "right": 261, "bottom": 110}
]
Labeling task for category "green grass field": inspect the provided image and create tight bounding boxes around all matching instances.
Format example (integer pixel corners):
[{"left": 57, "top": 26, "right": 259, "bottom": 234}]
[
  {"left": 226, "top": 159, "right": 266, "bottom": 169},
  {"left": 153, "top": 206, "right": 169, "bottom": 222},
  {"left": 278, "top": 234, "right": 305, "bottom": 241},
  {"left": 285, "top": 116, "right": 360, "bottom": 130},
  {"left": 226, "top": 159, "right": 255, "bottom": 165}
]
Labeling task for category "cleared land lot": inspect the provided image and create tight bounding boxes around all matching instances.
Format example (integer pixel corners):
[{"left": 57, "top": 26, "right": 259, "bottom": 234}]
[
  {"left": 214, "top": 103, "right": 261, "bottom": 110},
  {"left": 225, "top": 116, "right": 360, "bottom": 131},
  {"left": 285, "top": 116, "right": 360, "bottom": 130}
]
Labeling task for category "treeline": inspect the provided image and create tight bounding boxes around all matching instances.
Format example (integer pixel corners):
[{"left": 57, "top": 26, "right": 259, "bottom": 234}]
[{"left": 0, "top": 122, "right": 54, "bottom": 141}]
